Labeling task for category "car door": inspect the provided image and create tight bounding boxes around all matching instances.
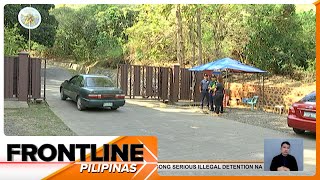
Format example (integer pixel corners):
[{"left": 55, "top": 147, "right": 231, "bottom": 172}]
[
  {"left": 69, "top": 75, "right": 84, "bottom": 101},
  {"left": 64, "top": 75, "right": 78, "bottom": 98},
  {"left": 66, "top": 75, "right": 79, "bottom": 101}
]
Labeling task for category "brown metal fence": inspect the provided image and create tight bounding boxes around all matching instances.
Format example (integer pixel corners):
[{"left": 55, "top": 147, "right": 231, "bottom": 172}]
[
  {"left": 4, "top": 57, "right": 18, "bottom": 99},
  {"left": 119, "top": 64, "right": 129, "bottom": 95},
  {"left": 4, "top": 52, "right": 44, "bottom": 101},
  {"left": 133, "top": 66, "right": 141, "bottom": 97},
  {"left": 145, "top": 66, "right": 154, "bottom": 97},
  {"left": 159, "top": 67, "right": 169, "bottom": 100},
  {"left": 29, "top": 58, "right": 42, "bottom": 99},
  {"left": 118, "top": 64, "right": 205, "bottom": 103},
  {"left": 180, "top": 68, "right": 192, "bottom": 100},
  {"left": 194, "top": 72, "right": 203, "bottom": 101}
]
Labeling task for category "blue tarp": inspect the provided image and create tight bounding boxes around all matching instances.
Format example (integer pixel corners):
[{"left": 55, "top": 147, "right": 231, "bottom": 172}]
[{"left": 189, "top": 57, "right": 267, "bottom": 73}]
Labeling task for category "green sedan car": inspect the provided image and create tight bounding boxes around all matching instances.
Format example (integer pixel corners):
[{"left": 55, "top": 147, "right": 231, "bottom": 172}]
[{"left": 60, "top": 74, "right": 125, "bottom": 111}]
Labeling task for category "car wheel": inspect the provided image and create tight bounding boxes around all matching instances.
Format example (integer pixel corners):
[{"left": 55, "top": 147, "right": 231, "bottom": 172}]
[
  {"left": 293, "top": 128, "right": 305, "bottom": 134},
  {"left": 60, "top": 88, "right": 67, "bottom": 100},
  {"left": 111, "top": 107, "right": 118, "bottom": 110},
  {"left": 76, "top": 97, "right": 85, "bottom": 111}
]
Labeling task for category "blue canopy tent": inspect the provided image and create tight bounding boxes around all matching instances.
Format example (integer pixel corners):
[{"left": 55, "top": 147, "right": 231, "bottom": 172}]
[
  {"left": 189, "top": 58, "right": 267, "bottom": 109},
  {"left": 189, "top": 57, "right": 266, "bottom": 73}
]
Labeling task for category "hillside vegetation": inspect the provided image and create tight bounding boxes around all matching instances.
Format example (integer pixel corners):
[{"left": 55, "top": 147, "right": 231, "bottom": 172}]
[{"left": 4, "top": 4, "right": 315, "bottom": 82}]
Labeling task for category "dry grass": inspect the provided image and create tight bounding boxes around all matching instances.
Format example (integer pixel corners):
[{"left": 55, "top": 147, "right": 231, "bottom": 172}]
[{"left": 4, "top": 102, "right": 77, "bottom": 136}]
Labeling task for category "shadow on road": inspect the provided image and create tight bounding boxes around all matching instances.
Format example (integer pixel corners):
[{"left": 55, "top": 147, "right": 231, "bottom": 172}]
[
  {"left": 61, "top": 99, "right": 126, "bottom": 113},
  {"left": 294, "top": 132, "right": 316, "bottom": 140}
]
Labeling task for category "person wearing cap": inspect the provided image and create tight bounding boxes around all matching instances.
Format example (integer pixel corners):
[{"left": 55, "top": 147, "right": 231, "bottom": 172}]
[
  {"left": 209, "top": 75, "right": 217, "bottom": 111},
  {"left": 199, "top": 73, "right": 210, "bottom": 109}
]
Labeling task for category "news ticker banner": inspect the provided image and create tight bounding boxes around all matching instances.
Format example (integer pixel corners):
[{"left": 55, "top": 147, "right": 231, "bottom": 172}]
[
  {"left": 157, "top": 162, "right": 264, "bottom": 171},
  {"left": 0, "top": 136, "right": 265, "bottom": 179}
]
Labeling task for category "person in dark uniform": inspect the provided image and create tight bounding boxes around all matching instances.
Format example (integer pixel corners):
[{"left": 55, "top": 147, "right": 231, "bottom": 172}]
[
  {"left": 199, "top": 73, "right": 210, "bottom": 109},
  {"left": 270, "top": 141, "right": 298, "bottom": 171},
  {"left": 209, "top": 75, "right": 217, "bottom": 111},
  {"left": 214, "top": 76, "right": 224, "bottom": 114}
]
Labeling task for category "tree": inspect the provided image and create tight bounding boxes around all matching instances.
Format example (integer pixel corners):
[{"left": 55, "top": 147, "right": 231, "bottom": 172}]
[
  {"left": 296, "top": 10, "right": 316, "bottom": 70},
  {"left": 126, "top": 5, "right": 176, "bottom": 65},
  {"left": 4, "top": 4, "right": 58, "bottom": 47},
  {"left": 182, "top": 5, "right": 197, "bottom": 66},
  {"left": 196, "top": 7, "right": 203, "bottom": 65},
  {"left": 244, "top": 4, "right": 314, "bottom": 75},
  {"left": 198, "top": 5, "right": 248, "bottom": 63},
  {"left": 176, "top": 4, "right": 185, "bottom": 67},
  {"left": 42, "top": 4, "right": 315, "bottom": 74},
  {"left": 49, "top": 4, "right": 138, "bottom": 67},
  {"left": 4, "top": 25, "right": 26, "bottom": 55}
]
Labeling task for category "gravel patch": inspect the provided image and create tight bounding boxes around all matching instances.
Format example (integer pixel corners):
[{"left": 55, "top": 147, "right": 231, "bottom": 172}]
[
  {"left": 197, "top": 107, "right": 315, "bottom": 137},
  {"left": 4, "top": 102, "right": 77, "bottom": 136},
  {"left": 222, "top": 108, "right": 291, "bottom": 133}
]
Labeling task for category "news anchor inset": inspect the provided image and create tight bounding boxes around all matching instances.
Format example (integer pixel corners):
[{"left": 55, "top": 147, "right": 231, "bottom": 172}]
[{"left": 270, "top": 141, "right": 298, "bottom": 171}]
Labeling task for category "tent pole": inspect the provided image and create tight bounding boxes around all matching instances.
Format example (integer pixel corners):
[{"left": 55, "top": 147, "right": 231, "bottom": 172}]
[
  {"left": 229, "top": 70, "right": 232, "bottom": 111},
  {"left": 262, "top": 73, "right": 265, "bottom": 111},
  {"left": 192, "top": 71, "right": 196, "bottom": 107},
  {"left": 225, "top": 70, "right": 227, "bottom": 110},
  {"left": 258, "top": 73, "right": 261, "bottom": 110},
  {"left": 242, "top": 73, "right": 244, "bottom": 99},
  {"left": 225, "top": 69, "right": 228, "bottom": 109}
]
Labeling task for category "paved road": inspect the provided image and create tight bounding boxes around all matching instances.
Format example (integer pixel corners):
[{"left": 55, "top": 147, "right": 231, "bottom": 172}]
[{"left": 44, "top": 66, "right": 316, "bottom": 176}]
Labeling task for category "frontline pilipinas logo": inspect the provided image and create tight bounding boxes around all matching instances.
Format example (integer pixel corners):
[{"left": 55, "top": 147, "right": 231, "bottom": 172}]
[{"left": 6, "top": 136, "right": 158, "bottom": 180}]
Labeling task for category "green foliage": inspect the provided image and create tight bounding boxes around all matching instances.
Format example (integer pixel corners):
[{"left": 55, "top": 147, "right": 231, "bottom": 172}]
[
  {"left": 48, "top": 5, "right": 137, "bottom": 67},
  {"left": 244, "top": 4, "right": 315, "bottom": 75},
  {"left": 5, "top": 4, "right": 314, "bottom": 77},
  {"left": 4, "top": 4, "right": 58, "bottom": 47},
  {"left": 4, "top": 25, "right": 26, "bottom": 56},
  {"left": 201, "top": 4, "right": 248, "bottom": 62},
  {"left": 31, "top": 41, "right": 47, "bottom": 57},
  {"left": 125, "top": 5, "right": 176, "bottom": 65}
]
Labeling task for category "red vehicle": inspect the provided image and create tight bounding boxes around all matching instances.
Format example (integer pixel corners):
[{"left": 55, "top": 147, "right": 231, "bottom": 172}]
[{"left": 287, "top": 91, "right": 316, "bottom": 134}]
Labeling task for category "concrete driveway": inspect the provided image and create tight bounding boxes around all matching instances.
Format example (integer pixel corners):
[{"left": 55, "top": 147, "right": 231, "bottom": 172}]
[{"left": 44, "top": 66, "right": 316, "bottom": 176}]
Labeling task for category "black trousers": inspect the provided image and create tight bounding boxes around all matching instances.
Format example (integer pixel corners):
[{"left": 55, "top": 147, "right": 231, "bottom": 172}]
[
  {"left": 214, "top": 93, "right": 224, "bottom": 114},
  {"left": 209, "top": 92, "right": 215, "bottom": 111},
  {"left": 200, "top": 90, "right": 209, "bottom": 108}
]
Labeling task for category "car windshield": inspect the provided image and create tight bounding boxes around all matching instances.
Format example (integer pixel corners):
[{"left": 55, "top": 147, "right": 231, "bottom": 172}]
[
  {"left": 299, "top": 91, "right": 316, "bottom": 103},
  {"left": 85, "top": 77, "right": 114, "bottom": 87}
]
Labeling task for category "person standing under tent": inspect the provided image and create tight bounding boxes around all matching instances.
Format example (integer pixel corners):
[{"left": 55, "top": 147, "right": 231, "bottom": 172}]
[
  {"left": 199, "top": 73, "right": 210, "bottom": 110},
  {"left": 214, "top": 75, "right": 225, "bottom": 114},
  {"left": 209, "top": 75, "right": 217, "bottom": 111}
]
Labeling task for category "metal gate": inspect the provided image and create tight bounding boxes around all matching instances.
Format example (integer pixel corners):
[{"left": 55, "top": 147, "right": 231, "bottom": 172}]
[
  {"left": 117, "top": 64, "right": 203, "bottom": 103},
  {"left": 4, "top": 52, "right": 45, "bottom": 101}
]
